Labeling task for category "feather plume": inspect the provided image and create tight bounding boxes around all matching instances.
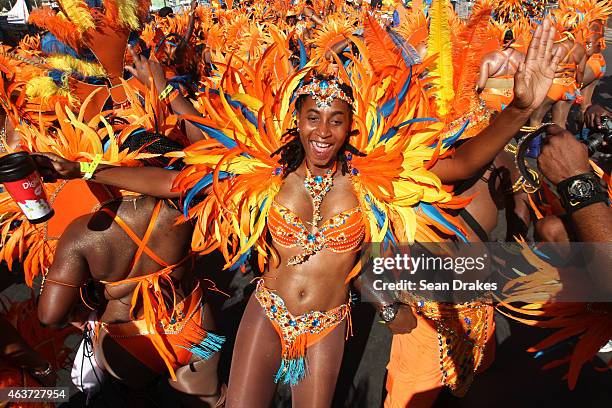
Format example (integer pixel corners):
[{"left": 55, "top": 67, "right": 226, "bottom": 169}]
[
  {"left": 427, "top": 0, "right": 455, "bottom": 117},
  {"left": 116, "top": 0, "right": 142, "bottom": 30},
  {"left": 450, "top": 6, "right": 492, "bottom": 118},
  {"left": 308, "top": 13, "right": 357, "bottom": 70},
  {"left": 46, "top": 55, "right": 106, "bottom": 78},
  {"left": 28, "top": 8, "right": 83, "bottom": 50},
  {"left": 363, "top": 13, "right": 403, "bottom": 72},
  {"left": 58, "top": 0, "right": 95, "bottom": 32}
]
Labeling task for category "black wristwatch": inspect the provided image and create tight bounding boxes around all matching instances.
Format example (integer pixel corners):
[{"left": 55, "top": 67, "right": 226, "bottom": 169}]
[
  {"left": 379, "top": 302, "right": 400, "bottom": 323},
  {"left": 557, "top": 173, "right": 608, "bottom": 214}
]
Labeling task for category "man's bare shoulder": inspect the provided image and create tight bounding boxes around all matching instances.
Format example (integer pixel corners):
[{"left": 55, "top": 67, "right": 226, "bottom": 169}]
[{"left": 56, "top": 212, "right": 110, "bottom": 252}]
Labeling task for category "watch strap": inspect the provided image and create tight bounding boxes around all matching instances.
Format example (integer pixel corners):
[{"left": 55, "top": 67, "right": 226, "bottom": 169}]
[{"left": 557, "top": 173, "right": 607, "bottom": 215}]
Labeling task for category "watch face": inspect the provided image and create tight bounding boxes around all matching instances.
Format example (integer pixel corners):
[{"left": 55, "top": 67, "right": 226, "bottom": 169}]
[
  {"left": 569, "top": 179, "right": 594, "bottom": 199},
  {"left": 381, "top": 304, "right": 398, "bottom": 322},
  {"left": 381, "top": 308, "right": 395, "bottom": 322}
]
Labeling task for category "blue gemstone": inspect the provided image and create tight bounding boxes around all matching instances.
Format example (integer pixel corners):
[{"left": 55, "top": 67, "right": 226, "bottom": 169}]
[
  {"left": 464, "top": 317, "right": 471, "bottom": 325},
  {"left": 346, "top": 153, "right": 352, "bottom": 160},
  {"left": 351, "top": 168, "right": 359, "bottom": 175},
  {"left": 319, "top": 80, "right": 329, "bottom": 90},
  {"left": 417, "top": 300, "right": 424, "bottom": 307},
  {"left": 314, "top": 176, "right": 323, "bottom": 183},
  {"left": 170, "top": 318, "right": 176, "bottom": 324},
  {"left": 271, "top": 305, "right": 277, "bottom": 313},
  {"left": 312, "top": 319, "right": 319, "bottom": 326},
  {"left": 289, "top": 320, "right": 297, "bottom": 327},
  {"left": 274, "top": 167, "right": 282, "bottom": 175},
  {"left": 307, "top": 234, "right": 316, "bottom": 242}
]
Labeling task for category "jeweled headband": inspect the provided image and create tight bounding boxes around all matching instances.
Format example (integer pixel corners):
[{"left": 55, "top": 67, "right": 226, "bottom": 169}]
[{"left": 295, "top": 78, "right": 354, "bottom": 109}]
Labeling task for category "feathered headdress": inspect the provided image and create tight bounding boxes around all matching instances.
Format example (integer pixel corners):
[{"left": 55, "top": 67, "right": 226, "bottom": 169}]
[{"left": 167, "top": 33, "right": 469, "bottom": 274}]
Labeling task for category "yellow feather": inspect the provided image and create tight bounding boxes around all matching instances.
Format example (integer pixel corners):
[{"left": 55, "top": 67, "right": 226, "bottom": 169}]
[
  {"left": 116, "top": 0, "right": 141, "bottom": 30},
  {"left": 427, "top": 0, "right": 455, "bottom": 117},
  {"left": 25, "top": 77, "right": 64, "bottom": 99},
  {"left": 60, "top": 0, "right": 95, "bottom": 32},
  {"left": 231, "top": 93, "right": 264, "bottom": 112},
  {"left": 46, "top": 55, "right": 106, "bottom": 78}
]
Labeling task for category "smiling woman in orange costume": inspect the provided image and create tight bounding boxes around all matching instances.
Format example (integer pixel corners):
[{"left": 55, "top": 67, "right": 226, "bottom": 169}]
[{"left": 32, "top": 16, "right": 561, "bottom": 407}]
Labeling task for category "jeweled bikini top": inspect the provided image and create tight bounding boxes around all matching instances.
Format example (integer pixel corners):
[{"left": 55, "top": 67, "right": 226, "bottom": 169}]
[{"left": 268, "top": 201, "right": 365, "bottom": 265}]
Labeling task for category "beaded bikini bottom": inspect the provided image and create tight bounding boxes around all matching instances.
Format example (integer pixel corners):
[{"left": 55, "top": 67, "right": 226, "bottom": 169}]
[{"left": 255, "top": 280, "right": 350, "bottom": 385}]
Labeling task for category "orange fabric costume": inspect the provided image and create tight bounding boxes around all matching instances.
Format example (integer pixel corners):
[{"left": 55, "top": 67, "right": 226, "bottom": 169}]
[
  {"left": 385, "top": 301, "right": 495, "bottom": 408},
  {"left": 586, "top": 53, "right": 606, "bottom": 80},
  {"left": 546, "top": 76, "right": 581, "bottom": 102},
  {"left": 99, "top": 282, "right": 215, "bottom": 376},
  {"left": 479, "top": 76, "right": 514, "bottom": 112},
  {"left": 97, "top": 201, "right": 224, "bottom": 381},
  {"left": 547, "top": 44, "right": 581, "bottom": 102}
]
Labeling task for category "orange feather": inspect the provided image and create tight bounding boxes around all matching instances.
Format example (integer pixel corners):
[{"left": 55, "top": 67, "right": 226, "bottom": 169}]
[
  {"left": 450, "top": 6, "right": 492, "bottom": 118},
  {"left": 363, "top": 13, "right": 403, "bottom": 72},
  {"left": 29, "top": 8, "right": 83, "bottom": 51}
]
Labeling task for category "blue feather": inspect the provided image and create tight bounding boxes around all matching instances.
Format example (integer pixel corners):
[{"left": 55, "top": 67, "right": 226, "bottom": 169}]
[
  {"left": 367, "top": 123, "right": 375, "bottom": 142},
  {"left": 183, "top": 171, "right": 232, "bottom": 217},
  {"left": 200, "top": 88, "right": 260, "bottom": 129},
  {"left": 419, "top": 203, "right": 468, "bottom": 242},
  {"left": 253, "top": 197, "right": 268, "bottom": 226},
  {"left": 188, "top": 121, "right": 238, "bottom": 149},
  {"left": 298, "top": 39, "right": 308, "bottom": 69},
  {"left": 534, "top": 336, "right": 578, "bottom": 359},
  {"left": 48, "top": 70, "right": 64, "bottom": 86},
  {"left": 275, "top": 357, "right": 306, "bottom": 386},
  {"left": 379, "top": 117, "right": 438, "bottom": 142},
  {"left": 380, "top": 96, "right": 398, "bottom": 118},
  {"left": 442, "top": 119, "right": 469, "bottom": 148},
  {"left": 368, "top": 110, "right": 384, "bottom": 143},
  {"left": 229, "top": 248, "right": 252, "bottom": 271},
  {"left": 180, "top": 332, "right": 226, "bottom": 360},
  {"left": 379, "top": 66, "right": 413, "bottom": 118},
  {"left": 365, "top": 195, "right": 396, "bottom": 245}
]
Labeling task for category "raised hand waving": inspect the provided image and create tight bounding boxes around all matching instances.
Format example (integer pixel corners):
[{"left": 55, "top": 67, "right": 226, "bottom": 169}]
[{"left": 513, "top": 19, "right": 563, "bottom": 112}]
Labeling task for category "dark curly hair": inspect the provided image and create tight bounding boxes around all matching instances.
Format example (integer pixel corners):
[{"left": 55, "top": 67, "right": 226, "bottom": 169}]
[{"left": 271, "top": 76, "right": 365, "bottom": 177}]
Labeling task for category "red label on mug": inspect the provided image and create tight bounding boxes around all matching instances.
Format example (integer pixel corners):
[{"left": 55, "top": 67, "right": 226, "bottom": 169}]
[{"left": 3, "top": 172, "right": 53, "bottom": 220}]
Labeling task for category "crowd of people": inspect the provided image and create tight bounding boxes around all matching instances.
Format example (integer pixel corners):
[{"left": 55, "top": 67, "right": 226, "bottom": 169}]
[{"left": 0, "top": 0, "right": 610, "bottom": 407}]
